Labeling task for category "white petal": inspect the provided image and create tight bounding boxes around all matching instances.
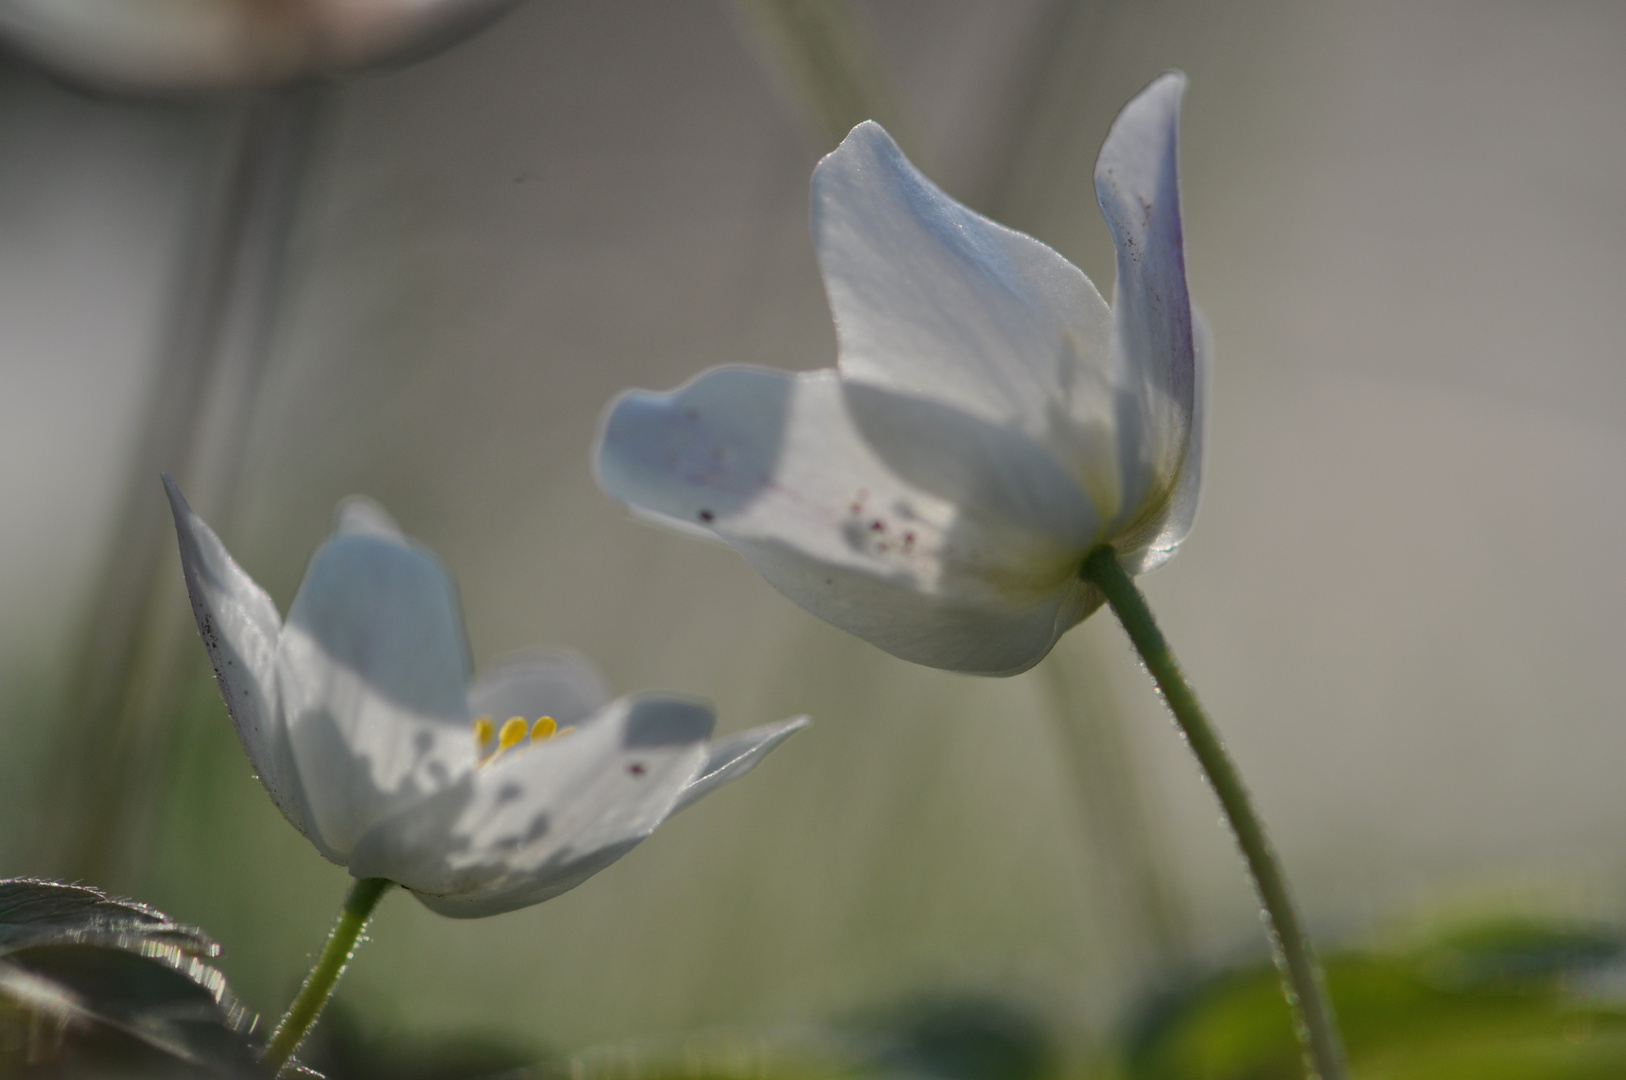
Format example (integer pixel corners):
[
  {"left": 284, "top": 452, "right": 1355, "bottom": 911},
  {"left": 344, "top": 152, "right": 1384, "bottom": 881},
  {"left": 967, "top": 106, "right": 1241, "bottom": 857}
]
[
  {"left": 595, "top": 365, "right": 793, "bottom": 533},
  {"left": 1094, "top": 71, "right": 1197, "bottom": 534},
  {"left": 841, "top": 380, "right": 1101, "bottom": 544},
  {"left": 466, "top": 648, "right": 610, "bottom": 729},
  {"left": 741, "top": 547, "right": 1096, "bottom": 675},
  {"left": 332, "top": 496, "right": 403, "bottom": 540},
  {"left": 597, "top": 365, "right": 1097, "bottom": 674},
  {"left": 812, "top": 122, "right": 1120, "bottom": 465},
  {"left": 277, "top": 524, "right": 474, "bottom": 861},
  {"left": 673, "top": 715, "right": 809, "bottom": 813},
  {"left": 350, "top": 696, "right": 713, "bottom": 918},
  {"left": 164, "top": 477, "right": 315, "bottom": 841},
  {"left": 1118, "top": 310, "right": 1209, "bottom": 575}
]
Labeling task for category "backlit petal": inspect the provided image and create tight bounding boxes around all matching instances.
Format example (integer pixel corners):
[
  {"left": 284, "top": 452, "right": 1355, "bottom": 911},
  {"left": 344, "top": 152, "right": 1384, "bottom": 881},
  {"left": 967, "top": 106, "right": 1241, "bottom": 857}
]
[
  {"left": 332, "top": 496, "right": 404, "bottom": 540},
  {"left": 597, "top": 365, "right": 1097, "bottom": 674},
  {"left": 164, "top": 477, "right": 315, "bottom": 842},
  {"left": 277, "top": 525, "right": 474, "bottom": 860},
  {"left": 813, "top": 121, "right": 1120, "bottom": 468},
  {"left": 350, "top": 696, "right": 713, "bottom": 917},
  {"left": 466, "top": 648, "right": 610, "bottom": 730},
  {"left": 673, "top": 715, "right": 809, "bottom": 813},
  {"left": 1117, "top": 310, "right": 1209, "bottom": 575},
  {"left": 1094, "top": 71, "right": 1197, "bottom": 534}
]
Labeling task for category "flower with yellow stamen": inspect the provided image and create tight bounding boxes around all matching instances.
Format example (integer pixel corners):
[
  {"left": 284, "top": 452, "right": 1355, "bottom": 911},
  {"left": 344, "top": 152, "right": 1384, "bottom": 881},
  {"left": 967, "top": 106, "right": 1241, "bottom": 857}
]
[{"left": 166, "top": 478, "right": 808, "bottom": 918}]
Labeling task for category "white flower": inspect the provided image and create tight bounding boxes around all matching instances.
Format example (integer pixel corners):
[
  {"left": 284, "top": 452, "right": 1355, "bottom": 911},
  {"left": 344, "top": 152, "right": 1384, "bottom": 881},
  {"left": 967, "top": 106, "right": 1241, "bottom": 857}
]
[
  {"left": 595, "top": 73, "right": 1203, "bottom": 676},
  {"left": 0, "top": 0, "right": 518, "bottom": 92},
  {"left": 165, "top": 478, "right": 806, "bottom": 918}
]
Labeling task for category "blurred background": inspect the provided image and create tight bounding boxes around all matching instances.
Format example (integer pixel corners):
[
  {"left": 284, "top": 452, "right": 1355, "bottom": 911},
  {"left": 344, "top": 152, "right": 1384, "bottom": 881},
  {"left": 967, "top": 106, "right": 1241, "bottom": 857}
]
[{"left": 2, "top": 1, "right": 1626, "bottom": 1076}]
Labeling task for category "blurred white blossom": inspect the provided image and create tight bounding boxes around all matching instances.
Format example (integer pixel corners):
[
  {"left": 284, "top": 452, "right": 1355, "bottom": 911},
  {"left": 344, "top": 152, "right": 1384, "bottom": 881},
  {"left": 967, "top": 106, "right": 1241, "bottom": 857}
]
[
  {"left": 597, "top": 73, "right": 1202, "bottom": 676},
  {"left": 166, "top": 478, "right": 805, "bottom": 918},
  {"left": 0, "top": 0, "right": 519, "bottom": 92}
]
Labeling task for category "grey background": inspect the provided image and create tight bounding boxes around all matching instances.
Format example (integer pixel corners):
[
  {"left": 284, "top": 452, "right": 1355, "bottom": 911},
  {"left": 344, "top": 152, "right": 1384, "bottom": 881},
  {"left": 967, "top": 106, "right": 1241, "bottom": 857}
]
[{"left": 1, "top": 0, "right": 1623, "bottom": 1060}]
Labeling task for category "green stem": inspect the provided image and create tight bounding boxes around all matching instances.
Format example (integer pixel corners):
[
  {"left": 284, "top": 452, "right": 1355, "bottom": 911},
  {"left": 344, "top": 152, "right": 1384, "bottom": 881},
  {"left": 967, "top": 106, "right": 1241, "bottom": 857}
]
[
  {"left": 261, "top": 877, "right": 394, "bottom": 1077},
  {"left": 1080, "top": 546, "right": 1349, "bottom": 1080}
]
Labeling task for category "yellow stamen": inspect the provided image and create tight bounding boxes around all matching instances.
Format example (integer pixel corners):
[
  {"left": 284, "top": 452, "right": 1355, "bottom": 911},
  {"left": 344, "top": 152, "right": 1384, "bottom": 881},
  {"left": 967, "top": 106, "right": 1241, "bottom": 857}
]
[
  {"left": 532, "top": 716, "right": 557, "bottom": 741},
  {"left": 473, "top": 716, "right": 494, "bottom": 747},
  {"left": 480, "top": 716, "right": 529, "bottom": 767},
  {"left": 499, "top": 717, "right": 527, "bottom": 749},
  {"left": 556, "top": 726, "right": 576, "bottom": 738}
]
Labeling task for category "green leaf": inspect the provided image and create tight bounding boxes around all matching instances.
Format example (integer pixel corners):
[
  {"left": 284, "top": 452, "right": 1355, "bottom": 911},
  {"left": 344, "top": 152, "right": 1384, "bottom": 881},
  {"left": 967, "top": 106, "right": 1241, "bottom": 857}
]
[
  {"left": 0, "top": 878, "right": 263, "bottom": 1078},
  {"left": 1123, "top": 918, "right": 1626, "bottom": 1080},
  {"left": 0, "top": 878, "right": 217, "bottom": 956}
]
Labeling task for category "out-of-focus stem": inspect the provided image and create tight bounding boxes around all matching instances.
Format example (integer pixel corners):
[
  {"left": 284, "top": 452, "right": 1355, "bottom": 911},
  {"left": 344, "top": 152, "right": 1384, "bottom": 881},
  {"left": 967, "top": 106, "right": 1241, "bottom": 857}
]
[
  {"left": 728, "top": 0, "right": 898, "bottom": 151},
  {"left": 1079, "top": 545, "right": 1349, "bottom": 1080},
  {"left": 44, "top": 88, "right": 319, "bottom": 889},
  {"left": 261, "top": 877, "right": 393, "bottom": 1077},
  {"left": 1038, "top": 644, "right": 1191, "bottom": 977}
]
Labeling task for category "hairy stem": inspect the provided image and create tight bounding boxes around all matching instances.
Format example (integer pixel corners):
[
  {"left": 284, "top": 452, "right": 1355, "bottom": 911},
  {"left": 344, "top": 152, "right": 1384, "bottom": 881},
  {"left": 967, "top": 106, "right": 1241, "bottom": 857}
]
[
  {"left": 1080, "top": 545, "right": 1348, "bottom": 1080},
  {"left": 262, "top": 877, "right": 393, "bottom": 1076}
]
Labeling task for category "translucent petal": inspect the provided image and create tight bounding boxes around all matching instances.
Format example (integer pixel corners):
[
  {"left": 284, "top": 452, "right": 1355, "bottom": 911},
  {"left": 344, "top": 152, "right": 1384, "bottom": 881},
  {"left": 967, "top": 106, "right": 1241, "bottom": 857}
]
[
  {"left": 596, "top": 365, "right": 1097, "bottom": 674},
  {"left": 841, "top": 380, "right": 1101, "bottom": 545},
  {"left": 596, "top": 364, "right": 794, "bottom": 534},
  {"left": 350, "top": 696, "right": 713, "bottom": 918},
  {"left": 277, "top": 528, "right": 474, "bottom": 860},
  {"left": 1094, "top": 71, "right": 1197, "bottom": 536},
  {"left": 673, "top": 715, "right": 809, "bottom": 813},
  {"left": 1118, "top": 310, "right": 1209, "bottom": 575},
  {"left": 164, "top": 477, "right": 315, "bottom": 843},
  {"left": 738, "top": 540, "right": 1095, "bottom": 675},
  {"left": 813, "top": 122, "right": 1119, "bottom": 457},
  {"left": 332, "top": 496, "right": 403, "bottom": 540},
  {"left": 466, "top": 648, "right": 610, "bottom": 730}
]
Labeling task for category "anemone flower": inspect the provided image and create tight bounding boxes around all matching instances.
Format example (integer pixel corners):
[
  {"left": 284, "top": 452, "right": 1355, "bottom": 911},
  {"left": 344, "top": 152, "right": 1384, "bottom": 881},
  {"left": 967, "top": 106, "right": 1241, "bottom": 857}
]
[
  {"left": 595, "top": 72, "right": 1201, "bottom": 676},
  {"left": 594, "top": 76, "right": 1353, "bottom": 1080},
  {"left": 165, "top": 478, "right": 806, "bottom": 919},
  {"left": 0, "top": 0, "right": 519, "bottom": 93}
]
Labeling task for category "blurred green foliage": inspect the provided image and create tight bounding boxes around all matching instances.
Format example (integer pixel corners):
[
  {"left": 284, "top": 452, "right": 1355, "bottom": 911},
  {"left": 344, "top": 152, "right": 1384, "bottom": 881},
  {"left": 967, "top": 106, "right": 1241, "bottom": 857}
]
[
  {"left": 298, "top": 917, "right": 1626, "bottom": 1080},
  {"left": 854, "top": 996, "right": 1056, "bottom": 1080},
  {"left": 1121, "top": 918, "right": 1626, "bottom": 1080},
  {"left": 298, "top": 1002, "right": 539, "bottom": 1080},
  {"left": 10, "top": 896, "right": 1624, "bottom": 1080}
]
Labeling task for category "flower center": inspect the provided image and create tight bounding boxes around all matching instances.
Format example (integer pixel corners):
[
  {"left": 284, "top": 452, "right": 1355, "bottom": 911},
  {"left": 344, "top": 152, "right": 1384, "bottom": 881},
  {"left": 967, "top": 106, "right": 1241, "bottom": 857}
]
[{"left": 472, "top": 713, "right": 574, "bottom": 766}]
